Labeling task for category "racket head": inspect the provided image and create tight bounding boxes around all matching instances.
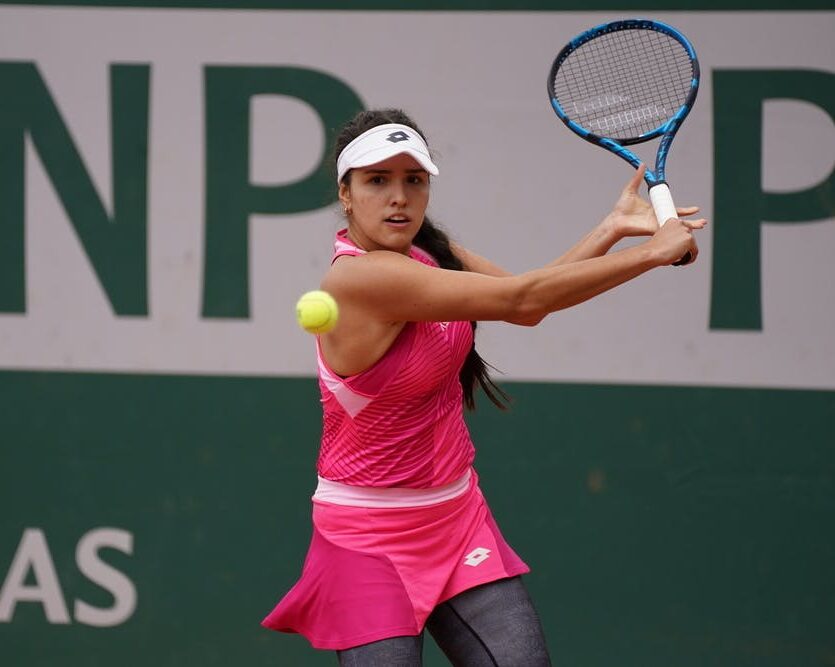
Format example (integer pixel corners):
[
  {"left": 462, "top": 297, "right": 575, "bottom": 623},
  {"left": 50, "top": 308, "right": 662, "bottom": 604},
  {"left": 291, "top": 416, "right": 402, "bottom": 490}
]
[{"left": 547, "top": 19, "right": 700, "bottom": 150}]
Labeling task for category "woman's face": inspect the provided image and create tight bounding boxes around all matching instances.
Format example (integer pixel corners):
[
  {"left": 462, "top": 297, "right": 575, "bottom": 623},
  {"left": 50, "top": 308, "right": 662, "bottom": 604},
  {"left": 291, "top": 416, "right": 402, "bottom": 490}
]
[{"left": 339, "top": 153, "right": 430, "bottom": 255}]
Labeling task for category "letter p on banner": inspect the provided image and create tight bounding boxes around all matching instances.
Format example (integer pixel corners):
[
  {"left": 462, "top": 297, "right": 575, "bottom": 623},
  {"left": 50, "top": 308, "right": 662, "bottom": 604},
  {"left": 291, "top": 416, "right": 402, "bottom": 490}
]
[{"left": 711, "top": 69, "right": 835, "bottom": 331}]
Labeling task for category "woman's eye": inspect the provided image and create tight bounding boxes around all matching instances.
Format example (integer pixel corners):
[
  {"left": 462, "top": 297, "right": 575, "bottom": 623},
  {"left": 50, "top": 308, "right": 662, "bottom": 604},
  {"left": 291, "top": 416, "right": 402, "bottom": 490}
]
[{"left": 370, "top": 176, "right": 385, "bottom": 184}]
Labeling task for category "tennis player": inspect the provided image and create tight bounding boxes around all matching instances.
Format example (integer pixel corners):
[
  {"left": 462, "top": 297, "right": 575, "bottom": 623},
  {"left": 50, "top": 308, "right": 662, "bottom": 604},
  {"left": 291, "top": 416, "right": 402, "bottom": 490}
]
[{"left": 262, "top": 108, "right": 705, "bottom": 666}]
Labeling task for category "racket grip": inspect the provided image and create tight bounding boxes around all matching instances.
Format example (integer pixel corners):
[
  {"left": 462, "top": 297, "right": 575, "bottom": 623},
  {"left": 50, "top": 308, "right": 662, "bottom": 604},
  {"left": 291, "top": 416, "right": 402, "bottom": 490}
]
[
  {"left": 649, "top": 183, "right": 677, "bottom": 226},
  {"left": 649, "top": 183, "right": 691, "bottom": 266}
]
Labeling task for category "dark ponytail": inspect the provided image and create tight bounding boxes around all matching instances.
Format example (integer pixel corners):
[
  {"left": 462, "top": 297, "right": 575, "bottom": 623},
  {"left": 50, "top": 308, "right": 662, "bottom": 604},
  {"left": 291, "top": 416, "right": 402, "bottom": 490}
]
[{"left": 334, "top": 108, "right": 510, "bottom": 411}]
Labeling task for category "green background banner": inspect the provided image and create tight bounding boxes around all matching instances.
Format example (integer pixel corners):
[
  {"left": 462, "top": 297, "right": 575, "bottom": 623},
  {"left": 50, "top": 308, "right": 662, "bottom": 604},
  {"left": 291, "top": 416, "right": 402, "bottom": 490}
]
[
  {"left": 2, "top": 371, "right": 833, "bottom": 665},
  {"left": 1, "top": 4, "right": 833, "bottom": 665}
]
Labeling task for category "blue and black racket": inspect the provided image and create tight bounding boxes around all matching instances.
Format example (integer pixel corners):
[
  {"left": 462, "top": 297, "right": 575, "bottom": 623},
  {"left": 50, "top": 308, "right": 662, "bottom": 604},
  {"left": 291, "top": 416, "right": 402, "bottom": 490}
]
[{"left": 547, "top": 19, "right": 700, "bottom": 264}]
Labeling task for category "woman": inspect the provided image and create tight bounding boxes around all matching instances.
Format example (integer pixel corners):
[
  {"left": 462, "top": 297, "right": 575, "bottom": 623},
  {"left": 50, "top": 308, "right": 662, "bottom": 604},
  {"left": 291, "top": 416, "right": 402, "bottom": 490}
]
[{"left": 262, "top": 108, "right": 705, "bottom": 665}]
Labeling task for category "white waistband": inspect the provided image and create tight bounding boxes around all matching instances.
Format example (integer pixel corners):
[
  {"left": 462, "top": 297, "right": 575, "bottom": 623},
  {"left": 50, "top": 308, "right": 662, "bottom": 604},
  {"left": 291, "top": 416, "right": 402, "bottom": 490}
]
[{"left": 313, "top": 469, "right": 472, "bottom": 508}]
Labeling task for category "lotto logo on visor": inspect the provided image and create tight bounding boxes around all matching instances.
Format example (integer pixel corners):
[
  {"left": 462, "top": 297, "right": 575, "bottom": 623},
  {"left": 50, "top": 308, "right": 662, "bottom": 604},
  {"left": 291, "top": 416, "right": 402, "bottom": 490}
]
[
  {"left": 386, "top": 131, "right": 410, "bottom": 143},
  {"left": 336, "top": 123, "right": 440, "bottom": 183}
]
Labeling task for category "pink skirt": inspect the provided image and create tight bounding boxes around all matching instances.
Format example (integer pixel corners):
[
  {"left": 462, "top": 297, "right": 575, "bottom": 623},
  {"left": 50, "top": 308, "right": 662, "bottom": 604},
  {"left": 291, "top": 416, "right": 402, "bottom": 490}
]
[{"left": 261, "top": 471, "right": 529, "bottom": 650}]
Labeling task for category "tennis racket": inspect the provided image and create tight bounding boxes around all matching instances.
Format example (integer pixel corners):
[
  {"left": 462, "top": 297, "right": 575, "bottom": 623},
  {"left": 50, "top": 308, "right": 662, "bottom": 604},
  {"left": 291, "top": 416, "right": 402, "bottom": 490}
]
[{"left": 547, "top": 18, "right": 700, "bottom": 265}]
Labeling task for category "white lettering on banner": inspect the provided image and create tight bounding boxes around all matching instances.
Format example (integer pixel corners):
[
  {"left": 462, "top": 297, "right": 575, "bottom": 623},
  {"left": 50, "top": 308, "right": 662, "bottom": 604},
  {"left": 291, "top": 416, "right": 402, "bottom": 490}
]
[
  {"left": 0, "top": 529, "right": 70, "bottom": 624},
  {"left": 74, "top": 528, "right": 137, "bottom": 627},
  {"left": 0, "top": 8, "right": 832, "bottom": 390},
  {"left": 0, "top": 527, "right": 136, "bottom": 627}
]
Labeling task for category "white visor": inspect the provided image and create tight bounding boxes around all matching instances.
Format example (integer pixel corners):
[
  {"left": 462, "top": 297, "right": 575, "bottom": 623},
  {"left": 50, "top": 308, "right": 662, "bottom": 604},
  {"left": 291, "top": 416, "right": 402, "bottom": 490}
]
[{"left": 336, "top": 123, "right": 439, "bottom": 183}]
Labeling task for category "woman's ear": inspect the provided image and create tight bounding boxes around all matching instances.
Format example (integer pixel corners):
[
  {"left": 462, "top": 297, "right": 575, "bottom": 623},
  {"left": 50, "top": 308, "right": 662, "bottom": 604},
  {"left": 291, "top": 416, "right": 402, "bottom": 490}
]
[{"left": 338, "top": 182, "right": 352, "bottom": 216}]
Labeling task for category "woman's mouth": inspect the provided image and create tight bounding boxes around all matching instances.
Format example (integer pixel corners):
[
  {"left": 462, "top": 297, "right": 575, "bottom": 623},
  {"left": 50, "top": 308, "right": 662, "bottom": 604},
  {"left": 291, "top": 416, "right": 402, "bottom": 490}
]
[{"left": 385, "top": 215, "right": 410, "bottom": 224}]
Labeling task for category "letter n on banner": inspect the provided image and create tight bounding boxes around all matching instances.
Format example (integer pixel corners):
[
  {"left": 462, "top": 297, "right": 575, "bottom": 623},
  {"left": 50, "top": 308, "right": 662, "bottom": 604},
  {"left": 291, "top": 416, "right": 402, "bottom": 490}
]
[{"left": 0, "top": 62, "right": 149, "bottom": 316}]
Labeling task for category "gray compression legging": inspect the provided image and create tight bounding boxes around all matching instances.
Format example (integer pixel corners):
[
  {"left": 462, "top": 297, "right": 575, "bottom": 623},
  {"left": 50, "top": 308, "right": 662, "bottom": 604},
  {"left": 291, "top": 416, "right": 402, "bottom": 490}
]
[{"left": 336, "top": 576, "right": 551, "bottom": 667}]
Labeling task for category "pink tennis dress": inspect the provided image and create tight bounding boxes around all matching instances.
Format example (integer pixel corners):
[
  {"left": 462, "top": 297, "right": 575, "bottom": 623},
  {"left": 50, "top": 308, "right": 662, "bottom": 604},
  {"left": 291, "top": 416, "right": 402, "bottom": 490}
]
[{"left": 261, "top": 230, "right": 529, "bottom": 650}]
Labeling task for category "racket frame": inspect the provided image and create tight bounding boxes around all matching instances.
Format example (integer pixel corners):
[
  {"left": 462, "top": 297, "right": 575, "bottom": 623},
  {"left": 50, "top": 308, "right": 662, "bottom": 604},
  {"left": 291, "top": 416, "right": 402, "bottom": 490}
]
[{"left": 547, "top": 18, "right": 700, "bottom": 195}]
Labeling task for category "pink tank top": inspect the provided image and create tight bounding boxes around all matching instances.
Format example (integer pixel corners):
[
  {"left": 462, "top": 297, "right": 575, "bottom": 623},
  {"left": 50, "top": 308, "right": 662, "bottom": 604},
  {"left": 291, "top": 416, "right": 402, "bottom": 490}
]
[{"left": 315, "top": 230, "right": 476, "bottom": 489}]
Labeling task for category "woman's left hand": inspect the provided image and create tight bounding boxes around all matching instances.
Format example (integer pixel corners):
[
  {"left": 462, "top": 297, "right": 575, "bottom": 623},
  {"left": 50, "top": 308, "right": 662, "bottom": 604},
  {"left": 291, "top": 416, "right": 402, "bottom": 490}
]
[{"left": 604, "top": 165, "right": 702, "bottom": 238}]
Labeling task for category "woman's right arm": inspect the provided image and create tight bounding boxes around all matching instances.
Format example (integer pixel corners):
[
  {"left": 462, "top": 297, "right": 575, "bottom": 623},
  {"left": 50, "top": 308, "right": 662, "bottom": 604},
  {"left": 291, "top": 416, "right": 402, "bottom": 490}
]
[{"left": 322, "top": 219, "right": 699, "bottom": 328}]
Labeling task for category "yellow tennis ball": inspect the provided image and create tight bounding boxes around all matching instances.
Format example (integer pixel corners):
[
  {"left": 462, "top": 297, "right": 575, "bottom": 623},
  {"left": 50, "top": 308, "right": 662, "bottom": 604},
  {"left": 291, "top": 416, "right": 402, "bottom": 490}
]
[{"left": 295, "top": 290, "right": 339, "bottom": 334}]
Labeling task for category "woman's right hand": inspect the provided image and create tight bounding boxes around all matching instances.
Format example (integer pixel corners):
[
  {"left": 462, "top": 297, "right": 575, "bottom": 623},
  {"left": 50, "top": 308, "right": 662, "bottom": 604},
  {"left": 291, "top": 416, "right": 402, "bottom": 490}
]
[{"left": 647, "top": 217, "right": 705, "bottom": 266}]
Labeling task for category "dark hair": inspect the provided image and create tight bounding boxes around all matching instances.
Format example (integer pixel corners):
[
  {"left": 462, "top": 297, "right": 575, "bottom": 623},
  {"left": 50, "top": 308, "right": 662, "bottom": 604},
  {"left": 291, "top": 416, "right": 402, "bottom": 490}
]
[{"left": 334, "top": 108, "right": 510, "bottom": 411}]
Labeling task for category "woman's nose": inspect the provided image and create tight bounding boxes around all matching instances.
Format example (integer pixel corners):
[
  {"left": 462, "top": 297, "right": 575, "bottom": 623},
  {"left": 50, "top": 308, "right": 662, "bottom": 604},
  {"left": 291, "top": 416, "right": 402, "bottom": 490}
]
[{"left": 390, "top": 181, "right": 407, "bottom": 205}]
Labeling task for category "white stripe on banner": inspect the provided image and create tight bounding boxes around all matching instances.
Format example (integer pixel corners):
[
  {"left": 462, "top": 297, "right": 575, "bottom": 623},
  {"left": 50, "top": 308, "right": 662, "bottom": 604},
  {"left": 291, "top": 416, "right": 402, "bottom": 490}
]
[{"left": 0, "top": 8, "right": 833, "bottom": 389}]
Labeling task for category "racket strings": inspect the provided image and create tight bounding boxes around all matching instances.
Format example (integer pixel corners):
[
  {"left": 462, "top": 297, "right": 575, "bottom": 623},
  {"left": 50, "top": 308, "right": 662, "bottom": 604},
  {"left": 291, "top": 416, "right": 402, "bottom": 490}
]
[
  {"left": 563, "top": 31, "right": 690, "bottom": 123},
  {"left": 552, "top": 28, "right": 693, "bottom": 140}
]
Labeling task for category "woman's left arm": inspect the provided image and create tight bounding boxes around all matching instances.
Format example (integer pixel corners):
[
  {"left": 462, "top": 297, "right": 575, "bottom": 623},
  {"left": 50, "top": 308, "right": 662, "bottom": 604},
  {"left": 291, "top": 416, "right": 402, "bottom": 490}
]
[
  {"left": 548, "top": 165, "right": 703, "bottom": 266},
  {"left": 453, "top": 166, "right": 703, "bottom": 276}
]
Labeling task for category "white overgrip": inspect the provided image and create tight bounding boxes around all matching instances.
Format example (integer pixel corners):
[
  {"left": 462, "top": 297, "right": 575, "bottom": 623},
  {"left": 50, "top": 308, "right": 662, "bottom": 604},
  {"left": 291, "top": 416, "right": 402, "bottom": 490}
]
[{"left": 649, "top": 183, "right": 677, "bottom": 226}]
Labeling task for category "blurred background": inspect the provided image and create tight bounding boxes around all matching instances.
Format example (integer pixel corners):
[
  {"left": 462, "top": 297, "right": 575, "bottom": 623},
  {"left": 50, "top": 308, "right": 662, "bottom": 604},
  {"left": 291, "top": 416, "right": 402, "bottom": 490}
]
[{"left": 1, "top": 2, "right": 833, "bottom": 665}]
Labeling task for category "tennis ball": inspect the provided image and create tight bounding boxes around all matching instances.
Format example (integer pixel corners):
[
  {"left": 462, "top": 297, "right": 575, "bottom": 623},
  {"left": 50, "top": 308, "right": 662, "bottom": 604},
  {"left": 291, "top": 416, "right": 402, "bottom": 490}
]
[{"left": 295, "top": 290, "right": 339, "bottom": 334}]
